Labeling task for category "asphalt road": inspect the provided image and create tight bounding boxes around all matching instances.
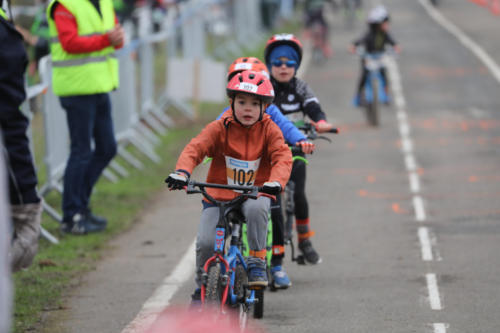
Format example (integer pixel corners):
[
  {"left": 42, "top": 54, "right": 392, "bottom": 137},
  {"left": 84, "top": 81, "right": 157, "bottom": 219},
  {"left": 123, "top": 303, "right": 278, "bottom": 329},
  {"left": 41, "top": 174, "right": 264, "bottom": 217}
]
[{"left": 43, "top": 1, "right": 500, "bottom": 332}]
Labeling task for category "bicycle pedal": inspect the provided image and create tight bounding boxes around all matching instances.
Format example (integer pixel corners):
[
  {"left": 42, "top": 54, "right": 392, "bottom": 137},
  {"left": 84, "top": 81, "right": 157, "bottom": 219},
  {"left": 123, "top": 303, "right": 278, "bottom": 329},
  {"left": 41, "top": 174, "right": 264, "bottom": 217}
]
[{"left": 249, "top": 285, "right": 265, "bottom": 290}]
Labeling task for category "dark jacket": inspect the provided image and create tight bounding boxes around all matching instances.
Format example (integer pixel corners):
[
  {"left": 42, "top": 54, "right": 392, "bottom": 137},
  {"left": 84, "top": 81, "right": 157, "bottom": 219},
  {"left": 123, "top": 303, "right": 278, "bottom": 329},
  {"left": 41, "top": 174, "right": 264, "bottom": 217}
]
[
  {"left": 353, "top": 29, "right": 397, "bottom": 53},
  {"left": 271, "top": 76, "right": 327, "bottom": 125}
]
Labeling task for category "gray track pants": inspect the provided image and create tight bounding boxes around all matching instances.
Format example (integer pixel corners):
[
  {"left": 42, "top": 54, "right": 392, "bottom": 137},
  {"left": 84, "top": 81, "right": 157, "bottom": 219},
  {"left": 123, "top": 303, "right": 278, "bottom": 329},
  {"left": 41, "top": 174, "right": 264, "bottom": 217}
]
[{"left": 195, "top": 196, "right": 270, "bottom": 286}]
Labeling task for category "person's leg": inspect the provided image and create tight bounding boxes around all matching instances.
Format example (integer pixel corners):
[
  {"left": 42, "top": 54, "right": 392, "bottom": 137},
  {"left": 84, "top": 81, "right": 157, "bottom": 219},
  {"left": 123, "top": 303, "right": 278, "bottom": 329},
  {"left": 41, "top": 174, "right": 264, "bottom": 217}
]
[
  {"left": 82, "top": 93, "right": 117, "bottom": 210},
  {"left": 242, "top": 196, "right": 270, "bottom": 287},
  {"left": 0, "top": 111, "right": 40, "bottom": 205},
  {"left": 270, "top": 194, "right": 285, "bottom": 266},
  {"left": 357, "top": 61, "right": 368, "bottom": 95},
  {"left": 60, "top": 95, "right": 96, "bottom": 222},
  {"left": 1, "top": 111, "right": 42, "bottom": 270},
  {"left": 380, "top": 66, "right": 390, "bottom": 102},
  {"left": 354, "top": 60, "right": 368, "bottom": 105},
  {"left": 270, "top": 194, "right": 292, "bottom": 288},
  {"left": 291, "top": 159, "right": 322, "bottom": 264},
  {"left": 291, "top": 160, "right": 308, "bottom": 226}
]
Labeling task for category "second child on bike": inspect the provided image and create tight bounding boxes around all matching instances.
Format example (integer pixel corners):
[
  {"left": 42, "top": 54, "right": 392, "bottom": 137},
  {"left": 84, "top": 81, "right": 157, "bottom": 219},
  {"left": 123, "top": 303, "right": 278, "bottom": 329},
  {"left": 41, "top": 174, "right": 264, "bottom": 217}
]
[
  {"left": 264, "top": 34, "right": 335, "bottom": 265},
  {"left": 349, "top": 5, "right": 400, "bottom": 106},
  {"left": 165, "top": 71, "right": 292, "bottom": 303}
]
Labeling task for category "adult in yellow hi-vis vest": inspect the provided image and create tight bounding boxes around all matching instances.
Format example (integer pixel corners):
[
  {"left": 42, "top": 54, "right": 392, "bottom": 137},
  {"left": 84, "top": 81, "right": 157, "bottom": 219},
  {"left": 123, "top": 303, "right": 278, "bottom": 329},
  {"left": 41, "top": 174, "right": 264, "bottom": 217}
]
[{"left": 47, "top": 0, "right": 125, "bottom": 235}]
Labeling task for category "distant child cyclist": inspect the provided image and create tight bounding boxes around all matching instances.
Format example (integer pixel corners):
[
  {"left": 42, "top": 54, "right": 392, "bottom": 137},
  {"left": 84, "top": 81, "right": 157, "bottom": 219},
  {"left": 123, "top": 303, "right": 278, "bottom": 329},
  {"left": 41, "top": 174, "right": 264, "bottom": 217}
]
[
  {"left": 165, "top": 71, "right": 292, "bottom": 302},
  {"left": 264, "top": 34, "right": 335, "bottom": 265},
  {"left": 349, "top": 5, "right": 400, "bottom": 106},
  {"left": 218, "top": 56, "right": 316, "bottom": 289}
]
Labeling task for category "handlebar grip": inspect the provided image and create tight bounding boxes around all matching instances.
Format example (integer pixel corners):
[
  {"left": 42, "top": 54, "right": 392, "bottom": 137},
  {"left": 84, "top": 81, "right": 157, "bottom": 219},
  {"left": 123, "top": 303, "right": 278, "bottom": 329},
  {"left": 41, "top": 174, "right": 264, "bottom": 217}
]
[
  {"left": 329, "top": 128, "right": 339, "bottom": 134},
  {"left": 289, "top": 146, "right": 303, "bottom": 154}
]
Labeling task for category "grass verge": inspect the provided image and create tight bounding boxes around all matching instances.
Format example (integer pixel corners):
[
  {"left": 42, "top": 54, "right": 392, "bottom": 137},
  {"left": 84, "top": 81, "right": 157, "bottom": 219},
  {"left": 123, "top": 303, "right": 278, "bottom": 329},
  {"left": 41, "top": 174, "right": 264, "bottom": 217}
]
[{"left": 12, "top": 103, "right": 223, "bottom": 333}]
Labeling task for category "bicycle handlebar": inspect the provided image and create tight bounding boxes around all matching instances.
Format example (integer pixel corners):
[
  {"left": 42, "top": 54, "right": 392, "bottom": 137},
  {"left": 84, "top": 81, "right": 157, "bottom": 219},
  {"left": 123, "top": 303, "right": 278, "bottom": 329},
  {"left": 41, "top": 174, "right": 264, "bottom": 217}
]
[
  {"left": 297, "top": 123, "right": 339, "bottom": 136},
  {"left": 186, "top": 181, "right": 263, "bottom": 206}
]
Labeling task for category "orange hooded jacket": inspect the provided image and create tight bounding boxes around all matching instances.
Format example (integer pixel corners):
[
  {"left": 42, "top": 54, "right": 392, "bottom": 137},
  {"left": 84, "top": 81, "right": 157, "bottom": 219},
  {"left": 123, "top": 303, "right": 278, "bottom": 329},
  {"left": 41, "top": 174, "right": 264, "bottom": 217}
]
[{"left": 175, "top": 110, "right": 292, "bottom": 201}]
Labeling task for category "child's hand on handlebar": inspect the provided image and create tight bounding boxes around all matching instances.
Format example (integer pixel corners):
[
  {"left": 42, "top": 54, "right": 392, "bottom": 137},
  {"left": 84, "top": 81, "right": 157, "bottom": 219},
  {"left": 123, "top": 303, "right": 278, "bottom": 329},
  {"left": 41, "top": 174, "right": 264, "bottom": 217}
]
[
  {"left": 311, "top": 120, "right": 334, "bottom": 133},
  {"left": 165, "top": 171, "right": 189, "bottom": 190},
  {"left": 262, "top": 181, "right": 282, "bottom": 195},
  {"left": 296, "top": 140, "right": 315, "bottom": 154}
]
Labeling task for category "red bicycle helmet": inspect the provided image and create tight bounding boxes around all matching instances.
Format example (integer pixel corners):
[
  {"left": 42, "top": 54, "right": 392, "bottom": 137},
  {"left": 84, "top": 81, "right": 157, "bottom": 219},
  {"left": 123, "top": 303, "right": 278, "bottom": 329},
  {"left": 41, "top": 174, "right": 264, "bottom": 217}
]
[
  {"left": 227, "top": 57, "right": 269, "bottom": 81},
  {"left": 264, "top": 33, "right": 303, "bottom": 66},
  {"left": 226, "top": 71, "right": 274, "bottom": 104}
]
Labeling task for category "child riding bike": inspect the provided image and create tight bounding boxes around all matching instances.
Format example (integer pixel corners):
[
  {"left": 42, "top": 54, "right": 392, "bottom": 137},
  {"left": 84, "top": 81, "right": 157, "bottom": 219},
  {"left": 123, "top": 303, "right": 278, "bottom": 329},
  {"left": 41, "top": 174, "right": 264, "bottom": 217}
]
[
  {"left": 264, "top": 34, "right": 335, "bottom": 266},
  {"left": 349, "top": 5, "right": 400, "bottom": 106},
  {"left": 219, "top": 56, "right": 316, "bottom": 290},
  {"left": 165, "top": 71, "right": 292, "bottom": 302}
]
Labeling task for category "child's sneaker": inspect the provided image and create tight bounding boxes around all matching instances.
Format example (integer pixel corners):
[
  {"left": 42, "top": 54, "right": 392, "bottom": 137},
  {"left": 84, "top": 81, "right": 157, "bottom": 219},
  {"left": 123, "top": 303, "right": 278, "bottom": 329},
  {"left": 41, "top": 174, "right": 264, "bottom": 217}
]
[
  {"left": 271, "top": 265, "right": 291, "bottom": 289},
  {"left": 298, "top": 239, "right": 322, "bottom": 264},
  {"left": 247, "top": 257, "right": 268, "bottom": 288},
  {"left": 353, "top": 94, "right": 363, "bottom": 107},
  {"left": 190, "top": 288, "right": 202, "bottom": 307}
]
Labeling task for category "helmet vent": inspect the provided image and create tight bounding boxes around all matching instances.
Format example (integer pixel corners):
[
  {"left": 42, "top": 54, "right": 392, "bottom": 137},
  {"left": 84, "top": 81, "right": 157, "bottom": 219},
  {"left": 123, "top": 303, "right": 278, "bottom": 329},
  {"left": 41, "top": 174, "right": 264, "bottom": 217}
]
[
  {"left": 256, "top": 79, "right": 264, "bottom": 86},
  {"left": 238, "top": 75, "right": 243, "bottom": 82},
  {"left": 249, "top": 73, "right": 255, "bottom": 79}
]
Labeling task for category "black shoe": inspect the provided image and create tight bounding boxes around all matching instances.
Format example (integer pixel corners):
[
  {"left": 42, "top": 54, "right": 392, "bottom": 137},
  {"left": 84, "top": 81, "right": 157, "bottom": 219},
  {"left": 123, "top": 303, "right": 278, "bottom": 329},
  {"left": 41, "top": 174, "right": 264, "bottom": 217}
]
[
  {"left": 85, "top": 208, "right": 108, "bottom": 227},
  {"left": 61, "top": 212, "right": 106, "bottom": 235},
  {"left": 298, "top": 239, "right": 322, "bottom": 264},
  {"left": 190, "top": 288, "right": 202, "bottom": 308}
]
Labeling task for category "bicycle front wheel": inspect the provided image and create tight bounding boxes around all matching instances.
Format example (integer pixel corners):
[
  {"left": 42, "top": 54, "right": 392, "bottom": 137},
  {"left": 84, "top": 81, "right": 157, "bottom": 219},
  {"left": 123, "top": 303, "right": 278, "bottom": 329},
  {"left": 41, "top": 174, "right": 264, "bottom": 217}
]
[
  {"left": 205, "top": 264, "right": 223, "bottom": 305},
  {"left": 365, "top": 79, "right": 379, "bottom": 126}
]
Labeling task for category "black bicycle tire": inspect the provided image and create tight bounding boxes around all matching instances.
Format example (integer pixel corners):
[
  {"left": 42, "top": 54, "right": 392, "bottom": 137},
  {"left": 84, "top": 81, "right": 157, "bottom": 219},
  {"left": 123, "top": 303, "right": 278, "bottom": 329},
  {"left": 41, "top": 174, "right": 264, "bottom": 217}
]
[
  {"left": 371, "top": 78, "right": 379, "bottom": 126},
  {"left": 233, "top": 264, "right": 247, "bottom": 302},
  {"left": 253, "top": 288, "right": 264, "bottom": 319},
  {"left": 366, "top": 79, "right": 379, "bottom": 126},
  {"left": 206, "top": 265, "right": 222, "bottom": 305}
]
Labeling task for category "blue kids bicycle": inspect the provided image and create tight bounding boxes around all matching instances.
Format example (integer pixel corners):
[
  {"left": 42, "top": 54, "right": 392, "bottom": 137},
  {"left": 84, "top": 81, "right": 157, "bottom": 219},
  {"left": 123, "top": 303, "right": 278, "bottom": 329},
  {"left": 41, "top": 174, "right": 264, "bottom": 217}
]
[{"left": 186, "top": 181, "right": 268, "bottom": 327}]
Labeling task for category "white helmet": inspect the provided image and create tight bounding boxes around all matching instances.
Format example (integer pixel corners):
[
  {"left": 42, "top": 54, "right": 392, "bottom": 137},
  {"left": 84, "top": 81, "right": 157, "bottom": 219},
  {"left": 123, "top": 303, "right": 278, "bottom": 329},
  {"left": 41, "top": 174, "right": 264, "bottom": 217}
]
[{"left": 367, "top": 5, "right": 389, "bottom": 24}]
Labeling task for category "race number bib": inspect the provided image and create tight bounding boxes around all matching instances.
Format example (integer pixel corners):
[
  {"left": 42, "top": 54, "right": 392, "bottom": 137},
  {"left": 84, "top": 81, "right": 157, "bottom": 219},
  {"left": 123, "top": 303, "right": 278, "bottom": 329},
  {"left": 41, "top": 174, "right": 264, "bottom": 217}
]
[{"left": 225, "top": 156, "right": 261, "bottom": 189}]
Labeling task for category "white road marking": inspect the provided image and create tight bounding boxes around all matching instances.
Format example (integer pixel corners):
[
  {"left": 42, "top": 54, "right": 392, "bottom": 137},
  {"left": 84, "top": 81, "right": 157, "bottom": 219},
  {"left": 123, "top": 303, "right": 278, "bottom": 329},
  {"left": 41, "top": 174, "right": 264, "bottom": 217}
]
[
  {"left": 409, "top": 172, "right": 421, "bottom": 194},
  {"left": 399, "top": 121, "right": 410, "bottom": 138},
  {"left": 426, "top": 273, "right": 443, "bottom": 310},
  {"left": 121, "top": 239, "right": 196, "bottom": 333},
  {"left": 419, "top": 0, "right": 500, "bottom": 84},
  {"left": 469, "top": 107, "right": 489, "bottom": 119},
  {"left": 413, "top": 196, "right": 426, "bottom": 222},
  {"left": 433, "top": 323, "right": 448, "bottom": 333},
  {"left": 405, "top": 154, "right": 417, "bottom": 172},
  {"left": 401, "top": 137, "right": 413, "bottom": 154},
  {"left": 418, "top": 227, "right": 433, "bottom": 261}
]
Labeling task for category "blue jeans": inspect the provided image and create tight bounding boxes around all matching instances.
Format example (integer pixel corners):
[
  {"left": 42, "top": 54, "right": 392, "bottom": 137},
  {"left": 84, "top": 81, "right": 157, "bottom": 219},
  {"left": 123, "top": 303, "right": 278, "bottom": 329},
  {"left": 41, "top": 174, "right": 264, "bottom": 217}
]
[{"left": 60, "top": 93, "right": 117, "bottom": 221}]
